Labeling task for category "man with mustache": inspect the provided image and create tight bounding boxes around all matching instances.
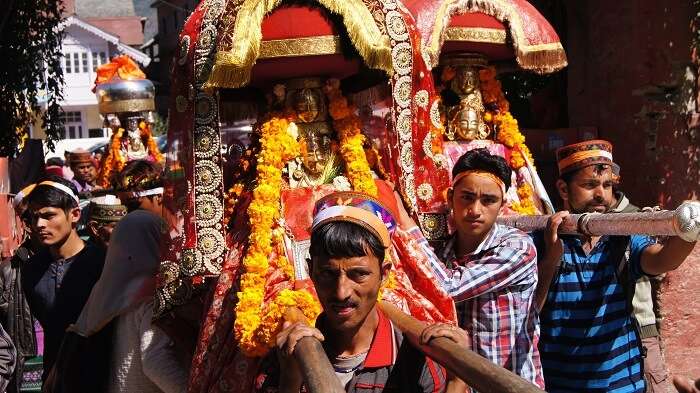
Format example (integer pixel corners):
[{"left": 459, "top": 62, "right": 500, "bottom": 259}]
[
  {"left": 535, "top": 140, "right": 698, "bottom": 393},
  {"left": 20, "top": 176, "right": 106, "bottom": 381},
  {"left": 261, "top": 191, "right": 467, "bottom": 393}
]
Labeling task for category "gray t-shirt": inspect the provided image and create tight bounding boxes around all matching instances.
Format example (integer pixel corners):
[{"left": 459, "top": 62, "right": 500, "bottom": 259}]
[{"left": 333, "top": 351, "right": 368, "bottom": 388}]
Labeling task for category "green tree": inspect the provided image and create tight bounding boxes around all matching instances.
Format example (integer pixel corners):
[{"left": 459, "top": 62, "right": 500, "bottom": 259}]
[{"left": 0, "top": 0, "right": 65, "bottom": 156}]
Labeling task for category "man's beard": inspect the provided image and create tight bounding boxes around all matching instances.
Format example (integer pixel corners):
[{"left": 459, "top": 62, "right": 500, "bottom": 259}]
[{"left": 570, "top": 196, "right": 610, "bottom": 214}]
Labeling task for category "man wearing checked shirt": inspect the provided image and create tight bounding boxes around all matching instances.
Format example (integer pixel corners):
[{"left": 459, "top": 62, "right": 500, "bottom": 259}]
[{"left": 395, "top": 148, "right": 544, "bottom": 391}]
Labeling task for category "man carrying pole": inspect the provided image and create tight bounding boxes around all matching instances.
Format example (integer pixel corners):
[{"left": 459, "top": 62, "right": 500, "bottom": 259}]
[
  {"left": 258, "top": 191, "right": 467, "bottom": 393},
  {"left": 534, "top": 140, "right": 698, "bottom": 393},
  {"left": 393, "top": 148, "right": 544, "bottom": 391}
]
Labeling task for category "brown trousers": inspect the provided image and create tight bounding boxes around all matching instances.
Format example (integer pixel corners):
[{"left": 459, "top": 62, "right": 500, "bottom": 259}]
[{"left": 643, "top": 335, "right": 672, "bottom": 393}]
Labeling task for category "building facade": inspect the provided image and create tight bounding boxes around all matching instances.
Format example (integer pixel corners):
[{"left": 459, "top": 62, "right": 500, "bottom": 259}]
[{"left": 32, "top": 14, "right": 151, "bottom": 157}]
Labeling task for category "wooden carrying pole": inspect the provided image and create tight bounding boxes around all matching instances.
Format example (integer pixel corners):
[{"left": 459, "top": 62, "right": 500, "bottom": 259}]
[
  {"left": 284, "top": 307, "right": 345, "bottom": 393},
  {"left": 497, "top": 206, "right": 691, "bottom": 237},
  {"left": 379, "top": 302, "right": 546, "bottom": 393}
]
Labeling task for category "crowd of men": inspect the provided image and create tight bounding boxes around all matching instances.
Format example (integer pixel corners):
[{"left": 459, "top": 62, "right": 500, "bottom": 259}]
[{"left": 0, "top": 139, "right": 698, "bottom": 393}]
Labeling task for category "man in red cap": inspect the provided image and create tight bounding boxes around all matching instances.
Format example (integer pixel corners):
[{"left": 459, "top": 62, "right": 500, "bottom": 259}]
[
  {"left": 68, "top": 149, "right": 99, "bottom": 194},
  {"left": 534, "top": 139, "right": 698, "bottom": 393}
]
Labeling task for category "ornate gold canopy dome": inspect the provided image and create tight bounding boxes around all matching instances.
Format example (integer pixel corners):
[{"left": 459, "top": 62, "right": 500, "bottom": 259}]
[
  {"left": 403, "top": 0, "right": 567, "bottom": 74},
  {"left": 205, "top": 0, "right": 394, "bottom": 88}
]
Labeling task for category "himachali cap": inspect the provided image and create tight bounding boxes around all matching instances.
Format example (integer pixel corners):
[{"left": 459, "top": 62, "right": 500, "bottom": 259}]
[
  {"left": 556, "top": 139, "right": 615, "bottom": 176},
  {"left": 69, "top": 149, "right": 97, "bottom": 168},
  {"left": 89, "top": 195, "right": 127, "bottom": 223},
  {"left": 312, "top": 191, "right": 397, "bottom": 249}
]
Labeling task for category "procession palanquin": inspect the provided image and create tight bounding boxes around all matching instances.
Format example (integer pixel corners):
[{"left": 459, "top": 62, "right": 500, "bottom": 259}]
[
  {"left": 155, "top": 1, "right": 457, "bottom": 392},
  {"left": 400, "top": 0, "right": 566, "bottom": 243},
  {"left": 154, "top": 0, "right": 566, "bottom": 391}
]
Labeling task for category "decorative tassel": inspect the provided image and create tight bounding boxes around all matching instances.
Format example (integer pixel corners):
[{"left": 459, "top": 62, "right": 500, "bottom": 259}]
[{"left": 429, "top": 0, "right": 568, "bottom": 74}]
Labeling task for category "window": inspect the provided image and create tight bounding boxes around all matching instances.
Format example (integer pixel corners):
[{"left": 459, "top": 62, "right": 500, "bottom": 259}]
[
  {"left": 88, "top": 128, "right": 104, "bottom": 138},
  {"left": 73, "top": 53, "right": 80, "bottom": 73},
  {"left": 92, "top": 51, "right": 107, "bottom": 71},
  {"left": 81, "top": 53, "right": 88, "bottom": 73},
  {"left": 61, "top": 111, "right": 81, "bottom": 123},
  {"left": 64, "top": 53, "right": 72, "bottom": 73},
  {"left": 66, "top": 125, "right": 82, "bottom": 139},
  {"left": 60, "top": 111, "right": 84, "bottom": 139}
]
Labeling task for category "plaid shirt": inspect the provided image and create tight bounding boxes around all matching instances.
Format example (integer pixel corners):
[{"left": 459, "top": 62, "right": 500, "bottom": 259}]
[{"left": 409, "top": 224, "right": 545, "bottom": 390}]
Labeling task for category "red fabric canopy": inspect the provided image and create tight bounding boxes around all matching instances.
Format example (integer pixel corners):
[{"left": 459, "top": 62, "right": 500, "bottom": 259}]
[
  {"left": 260, "top": 4, "right": 337, "bottom": 39},
  {"left": 403, "top": 0, "right": 567, "bottom": 73},
  {"left": 248, "top": 5, "right": 364, "bottom": 85}
]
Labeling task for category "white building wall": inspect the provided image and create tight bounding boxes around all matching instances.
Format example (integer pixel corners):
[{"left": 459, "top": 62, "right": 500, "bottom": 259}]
[{"left": 60, "top": 24, "right": 111, "bottom": 108}]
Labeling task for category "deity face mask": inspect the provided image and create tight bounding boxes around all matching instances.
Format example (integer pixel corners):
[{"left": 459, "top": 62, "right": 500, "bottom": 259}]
[
  {"left": 455, "top": 101, "right": 481, "bottom": 141},
  {"left": 300, "top": 131, "right": 332, "bottom": 175},
  {"left": 453, "top": 67, "right": 479, "bottom": 95},
  {"left": 448, "top": 65, "right": 488, "bottom": 141},
  {"left": 293, "top": 88, "right": 321, "bottom": 123}
]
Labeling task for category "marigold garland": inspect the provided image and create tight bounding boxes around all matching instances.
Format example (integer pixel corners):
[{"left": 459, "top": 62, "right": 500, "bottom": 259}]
[
  {"left": 223, "top": 183, "right": 244, "bottom": 227},
  {"left": 511, "top": 183, "right": 537, "bottom": 215},
  {"left": 234, "top": 116, "right": 321, "bottom": 357},
  {"left": 235, "top": 82, "right": 386, "bottom": 356},
  {"left": 97, "top": 121, "right": 163, "bottom": 187},
  {"left": 324, "top": 79, "right": 378, "bottom": 197},
  {"left": 98, "top": 127, "right": 125, "bottom": 187}
]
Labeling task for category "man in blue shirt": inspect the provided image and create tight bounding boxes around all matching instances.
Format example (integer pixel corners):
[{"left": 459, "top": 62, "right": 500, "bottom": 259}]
[{"left": 534, "top": 140, "right": 698, "bottom": 393}]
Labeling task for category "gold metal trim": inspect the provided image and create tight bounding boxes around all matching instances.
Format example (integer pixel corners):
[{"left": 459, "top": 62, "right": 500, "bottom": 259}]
[
  {"left": 520, "top": 42, "right": 566, "bottom": 52},
  {"left": 99, "top": 98, "right": 155, "bottom": 114},
  {"left": 259, "top": 35, "right": 342, "bottom": 59},
  {"left": 444, "top": 27, "right": 506, "bottom": 44}
]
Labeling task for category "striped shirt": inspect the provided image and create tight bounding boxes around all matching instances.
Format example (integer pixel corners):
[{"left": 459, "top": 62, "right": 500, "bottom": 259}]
[
  {"left": 411, "top": 224, "right": 544, "bottom": 390},
  {"left": 534, "top": 233, "right": 655, "bottom": 393}
]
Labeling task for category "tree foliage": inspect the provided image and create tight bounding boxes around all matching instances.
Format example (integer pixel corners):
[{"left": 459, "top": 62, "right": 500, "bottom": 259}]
[{"left": 0, "top": 0, "right": 65, "bottom": 157}]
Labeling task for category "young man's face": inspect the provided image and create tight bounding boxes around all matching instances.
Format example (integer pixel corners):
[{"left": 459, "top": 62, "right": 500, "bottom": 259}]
[
  {"left": 311, "top": 252, "right": 389, "bottom": 332},
  {"left": 557, "top": 165, "right": 614, "bottom": 214},
  {"left": 448, "top": 173, "right": 503, "bottom": 240},
  {"left": 73, "top": 162, "right": 95, "bottom": 184},
  {"left": 29, "top": 206, "right": 80, "bottom": 247}
]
